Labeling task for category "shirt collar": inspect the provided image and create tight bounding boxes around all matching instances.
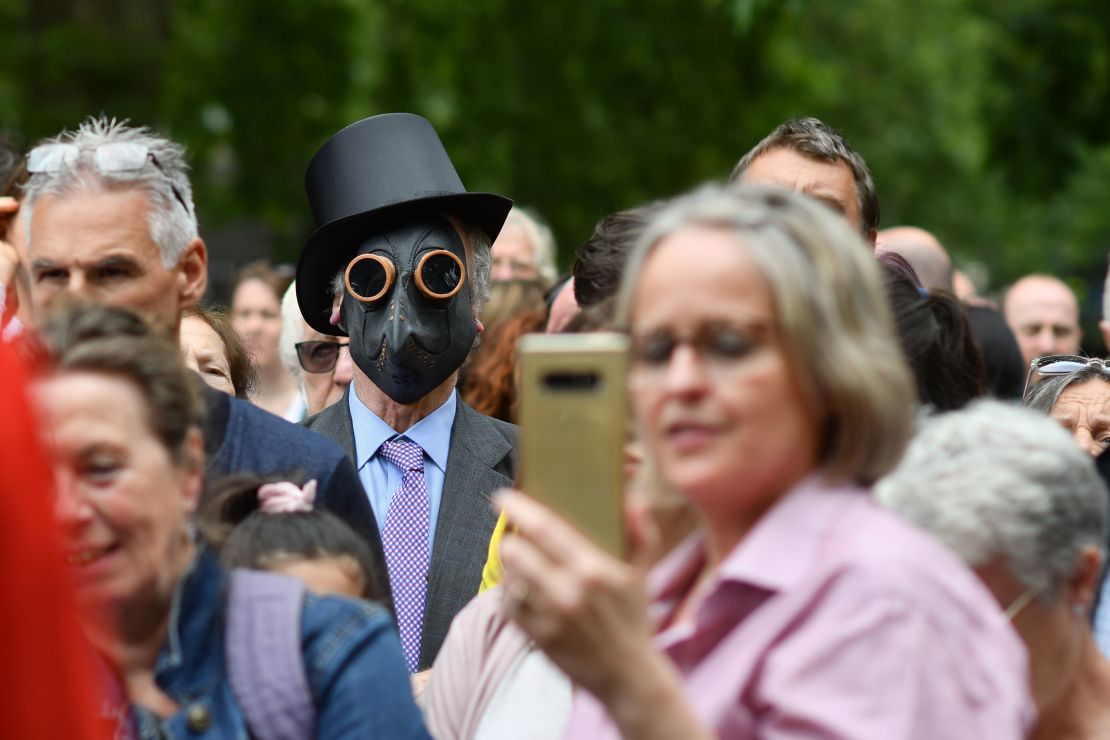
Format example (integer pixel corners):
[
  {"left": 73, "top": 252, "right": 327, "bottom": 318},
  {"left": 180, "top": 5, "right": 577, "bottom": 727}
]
[
  {"left": 348, "top": 388, "right": 457, "bottom": 472},
  {"left": 648, "top": 473, "right": 867, "bottom": 601},
  {"left": 155, "top": 545, "right": 223, "bottom": 682}
]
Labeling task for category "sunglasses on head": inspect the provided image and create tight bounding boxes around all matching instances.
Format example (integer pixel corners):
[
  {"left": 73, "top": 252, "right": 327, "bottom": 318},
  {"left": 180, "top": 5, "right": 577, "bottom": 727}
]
[
  {"left": 1023, "top": 354, "right": 1110, "bottom": 398},
  {"left": 27, "top": 141, "right": 191, "bottom": 215},
  {"left": 295, "top": 340, "right": 350, "bottom": 374}
]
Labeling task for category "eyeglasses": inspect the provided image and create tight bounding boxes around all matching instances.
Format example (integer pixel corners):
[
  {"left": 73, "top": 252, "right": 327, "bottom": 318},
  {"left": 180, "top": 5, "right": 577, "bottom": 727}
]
[
  {"left": 27, "top": 142, "right": 191, "bottom": 215},
  {"left": 629, "top": 322, "right": 768, "bottom": 380},
  {"left": 1003, "top": 588, "right": 1036, "bottom": 621},
  {"left": 295, "top": 340, "right": 350, "bottom": 374},
  {"left": 1023, "top": 355, "right": 1110, "bottom": 397}
]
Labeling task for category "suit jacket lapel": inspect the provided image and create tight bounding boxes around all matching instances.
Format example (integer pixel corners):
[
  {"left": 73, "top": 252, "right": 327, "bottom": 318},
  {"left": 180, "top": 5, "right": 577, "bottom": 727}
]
[
  {"left": 304, "top": 387, "right": 358, "bottom": 463},
  {"left": 419, "top": 401, "right": 513, "bottom": 667}
]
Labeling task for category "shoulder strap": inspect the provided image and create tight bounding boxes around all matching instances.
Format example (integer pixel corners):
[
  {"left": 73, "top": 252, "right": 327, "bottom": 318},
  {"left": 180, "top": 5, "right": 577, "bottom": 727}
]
[{"left": 226, "top": 569, "right": 316, "bottom": 739}]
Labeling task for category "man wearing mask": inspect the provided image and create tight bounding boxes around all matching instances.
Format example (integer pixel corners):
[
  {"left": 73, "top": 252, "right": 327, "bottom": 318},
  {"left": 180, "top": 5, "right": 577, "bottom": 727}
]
[{"left": 299, "top": 114, "right": 517, "bottom": 673}]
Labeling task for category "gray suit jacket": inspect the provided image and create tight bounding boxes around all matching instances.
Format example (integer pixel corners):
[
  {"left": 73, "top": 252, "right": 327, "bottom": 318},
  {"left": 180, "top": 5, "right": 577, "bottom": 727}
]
[{"left": 304, "top": 389, "right": 517, "bottom": 669}]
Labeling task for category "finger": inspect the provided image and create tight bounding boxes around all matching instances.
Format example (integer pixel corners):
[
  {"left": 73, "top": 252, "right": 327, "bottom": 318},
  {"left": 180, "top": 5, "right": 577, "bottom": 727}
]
[
  {"left": 0, "top": 196, "right": 17, "bottom": 215},
  {"left": 497, "top": 489, "right": 598, "bottom": 568},
  {"left": 623, "top": 499, "right": 662, "bottom": 572},
  {"left": 500, "top": 531, "right": 589, "bottom": 615}
]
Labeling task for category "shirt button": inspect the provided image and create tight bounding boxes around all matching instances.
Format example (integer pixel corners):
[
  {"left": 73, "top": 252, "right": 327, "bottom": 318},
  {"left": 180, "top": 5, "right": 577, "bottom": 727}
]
[{"left": 185, "top": 703, "right": 211, "bottom": 734}]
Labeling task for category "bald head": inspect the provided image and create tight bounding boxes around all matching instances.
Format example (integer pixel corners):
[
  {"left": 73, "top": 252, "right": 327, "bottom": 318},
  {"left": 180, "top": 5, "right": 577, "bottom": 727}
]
[
  {"left": 1003, "top": 274, "right": 1082, "bottom": 368},
  {"left": 878, "top": 226, "right": 953, "bottom": 293}
]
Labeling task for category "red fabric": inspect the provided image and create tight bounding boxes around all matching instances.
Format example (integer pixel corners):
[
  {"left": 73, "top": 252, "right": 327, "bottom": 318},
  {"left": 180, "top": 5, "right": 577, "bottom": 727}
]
[{"left": 0, "top": 338, "right": 107, "bottom": 739}]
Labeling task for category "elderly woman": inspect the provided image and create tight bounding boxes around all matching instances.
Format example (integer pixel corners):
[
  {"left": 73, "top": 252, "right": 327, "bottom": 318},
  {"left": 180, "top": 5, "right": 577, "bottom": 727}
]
[
  {"left": 180, "top": 305, "right": 256, "bottom": 399},
  {"left": 279, "top": 281, "right": 354, "bottom": 417},
  {"left": 37, "top": 304, "right": 428, "bottom": 739},
  {"left": 877, "top": 400, "right": 1110, "bottom": 739},
  {"left": 1024, "top": 359, "right": 1110, "bottom": 456},
  {"left": 496, "top": 185, "right": 1032, "bottom": 738}
]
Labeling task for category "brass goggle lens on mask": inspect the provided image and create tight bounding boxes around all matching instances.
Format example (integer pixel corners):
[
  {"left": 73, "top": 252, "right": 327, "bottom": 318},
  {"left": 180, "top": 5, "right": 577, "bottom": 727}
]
[
  {"left": 344, "top": 253, "right": 395, "bottom": 303},
  {"left": 415, "top": 249, "right": 466, "bottom": 299}
]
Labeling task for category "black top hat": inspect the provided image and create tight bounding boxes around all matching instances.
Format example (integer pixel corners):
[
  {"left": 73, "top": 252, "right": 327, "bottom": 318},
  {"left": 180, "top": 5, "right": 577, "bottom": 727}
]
[{"left": 296, "top": 113, "right": 513, "bottom": 335}]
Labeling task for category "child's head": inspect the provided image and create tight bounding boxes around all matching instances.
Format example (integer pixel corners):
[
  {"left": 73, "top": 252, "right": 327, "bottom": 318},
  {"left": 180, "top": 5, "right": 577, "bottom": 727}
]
[{"left": 200, "top": 474, "right": 381, "bottom": 601}]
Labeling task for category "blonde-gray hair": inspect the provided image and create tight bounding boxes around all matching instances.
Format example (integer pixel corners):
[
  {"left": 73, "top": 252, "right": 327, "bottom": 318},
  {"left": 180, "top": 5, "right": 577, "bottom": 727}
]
[
  {"left": 615, "top": 184, "right": 916, "bottom": 485},
  {"left": 501, "top": 206, "right": 558, "bottom": 287}
]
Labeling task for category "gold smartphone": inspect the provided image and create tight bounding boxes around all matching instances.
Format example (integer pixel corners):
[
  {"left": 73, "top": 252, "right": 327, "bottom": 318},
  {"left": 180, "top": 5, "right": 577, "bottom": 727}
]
[{"left": 517, "top": 332, "right": 628, "bottom": 556}]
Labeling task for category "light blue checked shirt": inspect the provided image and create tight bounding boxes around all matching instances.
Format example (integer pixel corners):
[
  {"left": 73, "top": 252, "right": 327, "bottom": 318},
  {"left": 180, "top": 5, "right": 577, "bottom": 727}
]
[{"left": 348, "top": 388, "right": 457, "bottom": 552}]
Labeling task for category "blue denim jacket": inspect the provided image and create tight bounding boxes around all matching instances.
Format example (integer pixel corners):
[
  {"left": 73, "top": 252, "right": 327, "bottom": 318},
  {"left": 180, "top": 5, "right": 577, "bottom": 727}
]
[{"left": 125, "top": 547, "right": 430, "bottom": 739}]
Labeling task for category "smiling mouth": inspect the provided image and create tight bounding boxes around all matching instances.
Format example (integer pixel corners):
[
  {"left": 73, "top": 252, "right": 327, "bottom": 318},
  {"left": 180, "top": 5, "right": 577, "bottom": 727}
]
[{"left": 65, "top": 544, "right": 117, "bottom": 567}]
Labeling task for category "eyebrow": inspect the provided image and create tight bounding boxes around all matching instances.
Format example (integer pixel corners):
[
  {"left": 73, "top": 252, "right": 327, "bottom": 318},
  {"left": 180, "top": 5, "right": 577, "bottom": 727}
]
[
  {"left": 30, "top": 254, "right": 144, "bottom": 273},
  {"left": 30, "top": 258, "right": 63, "bottom": 273},
  {"left": 191, "top": 348, "right": 220, "bottom": 364},
  {"left": 91, "top": 255, "right": 144, "bottom": 272},
  {"left": 1051, "top": 407, "right": 1081, "bottom": 426},
  {"left": 806, "top": 193, "right": 849, "bottom": 214}
]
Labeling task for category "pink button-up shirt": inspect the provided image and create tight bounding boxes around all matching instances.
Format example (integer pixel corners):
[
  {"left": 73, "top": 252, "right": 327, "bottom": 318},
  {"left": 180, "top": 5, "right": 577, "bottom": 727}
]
[{"left": 565, "top": 476, "right": 1035, "bottom": 739}]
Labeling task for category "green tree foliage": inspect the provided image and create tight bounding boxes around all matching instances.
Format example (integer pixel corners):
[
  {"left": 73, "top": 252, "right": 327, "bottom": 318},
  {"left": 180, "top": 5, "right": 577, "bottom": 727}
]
[{"left": 1, "top": 0, "right": 1108, "bottom": 314}]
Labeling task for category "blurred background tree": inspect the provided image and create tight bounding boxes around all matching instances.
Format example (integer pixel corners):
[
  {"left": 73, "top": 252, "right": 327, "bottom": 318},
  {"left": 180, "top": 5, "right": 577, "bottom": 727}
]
[{"left": 1, "top": 0, "right": 1108, "bottom": 347}]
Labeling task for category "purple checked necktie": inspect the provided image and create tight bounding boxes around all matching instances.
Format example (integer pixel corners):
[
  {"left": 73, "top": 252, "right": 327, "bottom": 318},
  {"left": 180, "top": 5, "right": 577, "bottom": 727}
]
[{"left": 379, "top": 438, "right": 431, "bottom": 672}]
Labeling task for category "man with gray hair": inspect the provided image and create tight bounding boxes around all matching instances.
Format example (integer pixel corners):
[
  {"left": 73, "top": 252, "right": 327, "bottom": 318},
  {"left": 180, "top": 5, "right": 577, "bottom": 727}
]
[
  {"left": 19, "top": 116, "right": 388, "bottom": 596},
  {"left": 877, "top": 400, "right": 1108, "bottom": 731},
  {"left": 297, "top": 113, "right": 518, "bottom": 674},
  {"left": 730, "top": 117, "right": 879, "bottom": 245}
]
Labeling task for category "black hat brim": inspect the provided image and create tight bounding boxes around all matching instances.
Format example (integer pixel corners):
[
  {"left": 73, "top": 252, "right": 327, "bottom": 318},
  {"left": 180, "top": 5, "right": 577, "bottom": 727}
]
[{"left": 296, "top": 191, "right": 512, "bottom": 336}]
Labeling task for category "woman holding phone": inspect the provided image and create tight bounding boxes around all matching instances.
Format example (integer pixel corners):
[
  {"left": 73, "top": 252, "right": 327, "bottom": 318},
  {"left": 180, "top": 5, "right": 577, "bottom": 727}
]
[{"left": 496, "top": 185, "right": 1034, "bottom": 739}]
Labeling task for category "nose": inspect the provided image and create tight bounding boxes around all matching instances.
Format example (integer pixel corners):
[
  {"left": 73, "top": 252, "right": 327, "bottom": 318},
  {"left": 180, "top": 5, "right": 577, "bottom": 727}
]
[
  {"left": 333, "top": 346, "right": 354, "bottom": 386},
  {"left": 662, "top": 344, "right": 710, "bottom": 399},
  {"left": 53, "top": 472, "right": 92, "bottom": 531},
  {"left": 58, "top": 271, "right": 89, "bottom": 297},
  {"left": 241, "top": 314, "right": 264, "bottom": 335},
  {"left": 1031, "top": 327, "right": 1057, "bottom": 355}
]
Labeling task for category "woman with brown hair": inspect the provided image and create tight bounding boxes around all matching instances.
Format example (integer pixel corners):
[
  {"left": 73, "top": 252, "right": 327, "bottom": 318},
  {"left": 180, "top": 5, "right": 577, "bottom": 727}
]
[
  {"left": 180, "top": 304, "right": 256, "bottom": 399},
  {"left": 462, "top": 309, "right": 547, "bottom": 422},
  {"left": 231, "top": 260, "right": 302, "bottom": 419},
  {"left": 36, "top": 303, "right": 429, "bottom": 738}
]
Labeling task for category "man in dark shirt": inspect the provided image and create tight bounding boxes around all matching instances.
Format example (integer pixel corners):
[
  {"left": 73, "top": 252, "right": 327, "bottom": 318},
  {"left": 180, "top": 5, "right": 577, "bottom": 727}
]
[{"left": 18, "top": 116, "right": 389, "bottom": 602}]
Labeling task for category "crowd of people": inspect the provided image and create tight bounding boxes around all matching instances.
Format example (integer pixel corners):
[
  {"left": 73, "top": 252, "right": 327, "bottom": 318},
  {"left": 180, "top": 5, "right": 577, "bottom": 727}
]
[{"left": 4, "top": 109, "right": 1110, "bottom": 740}]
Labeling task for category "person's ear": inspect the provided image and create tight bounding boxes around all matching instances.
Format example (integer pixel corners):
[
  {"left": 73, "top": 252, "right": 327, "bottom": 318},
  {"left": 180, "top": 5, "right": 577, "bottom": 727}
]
[
  {"left": 177, "top": 237, "right": 208, "bottom": 310},
  {"left": 1069, "top": 544, "right": 1103, "bottom": 613},
  {"left": 476, "top": 318, "right": 485, "bottom": 334}
]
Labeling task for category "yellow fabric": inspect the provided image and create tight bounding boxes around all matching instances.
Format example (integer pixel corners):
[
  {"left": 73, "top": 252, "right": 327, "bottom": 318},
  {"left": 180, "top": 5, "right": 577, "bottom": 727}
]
[{"left": 479, "top": 511, "right": 509, "bottom": 592}]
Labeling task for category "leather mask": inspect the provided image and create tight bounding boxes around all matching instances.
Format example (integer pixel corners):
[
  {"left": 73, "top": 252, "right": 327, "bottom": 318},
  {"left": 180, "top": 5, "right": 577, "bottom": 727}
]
[{"left": 339, "top": 217, "right": 476, "bottom": 404}]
